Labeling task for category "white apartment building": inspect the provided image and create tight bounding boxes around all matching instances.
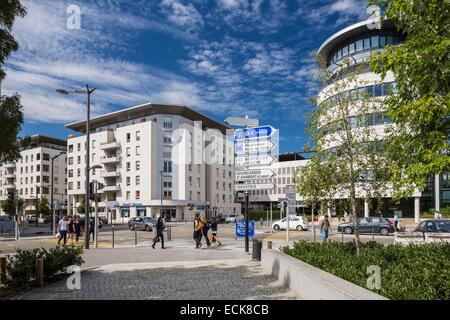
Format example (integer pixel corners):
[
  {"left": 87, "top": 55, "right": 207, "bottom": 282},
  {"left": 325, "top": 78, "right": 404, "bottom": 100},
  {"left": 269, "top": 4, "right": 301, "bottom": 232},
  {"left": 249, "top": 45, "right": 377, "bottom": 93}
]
[
  {"left": 66, "top": 103, "right": 240, "bottom": 222},
  {"left": 240, "top": 153, "right": 309, "bottom": 214},
  {"left": 0, "top": 135, "right": 67, "bottom": 217}
]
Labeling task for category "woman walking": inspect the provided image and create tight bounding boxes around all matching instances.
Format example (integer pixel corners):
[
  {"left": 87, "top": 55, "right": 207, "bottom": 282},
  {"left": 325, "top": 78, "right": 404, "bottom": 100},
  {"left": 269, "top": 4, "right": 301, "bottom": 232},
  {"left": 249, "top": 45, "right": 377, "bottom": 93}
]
[
  {"left": 67, "top": 216, "right": 74, "bottom": 243},
  {"left": 74, "top": 216, "right": 82, "bottom": 243},
  {"left": 152, "top": 217, "right": 165, "bottom": 249},
  {"left": 210, "top": 218, "right": 222, "bottom": 246}
]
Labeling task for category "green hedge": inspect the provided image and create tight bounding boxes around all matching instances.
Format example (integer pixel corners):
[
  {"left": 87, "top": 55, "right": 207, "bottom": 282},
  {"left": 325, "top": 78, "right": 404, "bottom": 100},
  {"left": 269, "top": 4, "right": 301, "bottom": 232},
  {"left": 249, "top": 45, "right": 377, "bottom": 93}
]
[
  {"left": 286, "top": 241, "right": 450, "bottom": 300},
  {"left": 6, "top": 245, "right": 84, "bottom": 286}
]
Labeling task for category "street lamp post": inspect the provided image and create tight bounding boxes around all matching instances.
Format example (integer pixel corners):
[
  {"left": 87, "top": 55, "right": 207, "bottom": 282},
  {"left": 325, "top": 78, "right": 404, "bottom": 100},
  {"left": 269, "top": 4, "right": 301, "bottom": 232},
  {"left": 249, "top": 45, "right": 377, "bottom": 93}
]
[
  {"left": 160, "top": 171, "right": 164, "bottom": 219},
  {"left": 50, "top": 152, "right": 66, "bottom": 236},
  {"left": 57, "top": 85, "right": 96, "bottom": 249}
]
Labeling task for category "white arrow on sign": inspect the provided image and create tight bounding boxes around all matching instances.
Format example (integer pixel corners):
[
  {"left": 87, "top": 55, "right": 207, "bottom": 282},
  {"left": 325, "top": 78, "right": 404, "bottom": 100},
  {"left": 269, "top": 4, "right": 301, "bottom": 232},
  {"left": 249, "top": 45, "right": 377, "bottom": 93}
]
[
  {"left": 235, "top": 140, "right": 276, "bottom": 155},
  {"left": 235, "top": 169, "right": 275, "bottom": 181},
  {"left": 235, "top": 154, "right": 275, "bottom": 167},
  {"left": 235, "top": 183, "right": 275, "bottom": 191}
]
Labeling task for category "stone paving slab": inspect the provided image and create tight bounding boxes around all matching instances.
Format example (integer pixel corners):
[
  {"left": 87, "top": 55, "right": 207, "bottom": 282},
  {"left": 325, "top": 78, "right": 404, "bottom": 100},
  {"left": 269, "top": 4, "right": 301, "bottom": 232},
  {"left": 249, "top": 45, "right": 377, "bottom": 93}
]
[{"left": 17, "top": 259, "right": 299, "bottom": 300}]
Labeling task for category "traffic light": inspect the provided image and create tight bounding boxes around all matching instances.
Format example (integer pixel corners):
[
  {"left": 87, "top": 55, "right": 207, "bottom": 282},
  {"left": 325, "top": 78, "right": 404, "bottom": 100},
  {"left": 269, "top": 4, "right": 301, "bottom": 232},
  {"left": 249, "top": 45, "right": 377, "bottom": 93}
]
[
  {"left": 89, "top": 181, "right": 95, "bottom": 200},
  {"left": 8, "top": 190, "right": 15, "bottom": 203},
  {"left": 97, "top": 182, "right": 104, "bottom": 190}
]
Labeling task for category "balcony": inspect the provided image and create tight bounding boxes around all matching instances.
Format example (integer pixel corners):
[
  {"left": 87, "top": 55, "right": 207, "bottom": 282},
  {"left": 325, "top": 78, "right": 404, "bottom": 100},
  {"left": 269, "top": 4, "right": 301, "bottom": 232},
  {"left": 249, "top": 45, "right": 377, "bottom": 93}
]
[
  {"left": 100, "top": 170, "right": 120, "bottom": 178},
  {"left": 100, "top": 155, "right": 120, "bottom": 164},
  {"left": 4, "top": 163, "right": 15, "bottom": 169},
  {"left": 98, "top": 185, "right": 120, "bottom": 193},
  {"left": 2, "top": 183, "right": 15, "bottom": 189},
  {"left": 100, "top": 141, "right": 120, "bottom": 150},
  {"left": 3, "top": 173, "right": 16, "bottom": 179}
]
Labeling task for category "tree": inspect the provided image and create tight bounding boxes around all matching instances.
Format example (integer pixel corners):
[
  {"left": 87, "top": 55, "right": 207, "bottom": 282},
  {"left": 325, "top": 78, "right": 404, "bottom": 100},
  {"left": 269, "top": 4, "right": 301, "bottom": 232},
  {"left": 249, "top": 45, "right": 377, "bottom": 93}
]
[
  {"left": 297, "top": 59, "right": 391, "bottom": 255},
  {"left": 1, "top": 196, "right": 23, "bottom": 216},
  {"left": 37, "top": 197, "right": 51, "bottom": 219},
  {"left": 77, "top": 199, "right": 85, "bottom": 216},
  {"left": 0, "top": 0, "right": 27, "bottom": 165},
  {"left": 370, "top": 0, "right": 450, "bottom": 199}
]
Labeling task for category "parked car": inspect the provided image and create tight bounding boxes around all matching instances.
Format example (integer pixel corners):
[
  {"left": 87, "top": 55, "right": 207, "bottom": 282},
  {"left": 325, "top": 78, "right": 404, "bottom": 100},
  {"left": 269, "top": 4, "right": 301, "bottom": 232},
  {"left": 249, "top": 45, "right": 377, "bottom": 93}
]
[
  {"left": 272, "top": 215, "right": 309, "bottom": 231},
  {"left": 337, "top": 217, "right": 395, "bottom": 236},
  {"left": 414, "top": 219, "right": 450, "bottom": 233},
  {"left": 79, "top": 218, "right": 103, "bottom": 228},
  {"left": 128, "top": 216, "right": 157, "bottom": 231},
  {"left": 27, "top": 215, "right": 37, "bottom": 223},
  {"left": 225, "top": 214, "right": 240, "bottom": 223}
]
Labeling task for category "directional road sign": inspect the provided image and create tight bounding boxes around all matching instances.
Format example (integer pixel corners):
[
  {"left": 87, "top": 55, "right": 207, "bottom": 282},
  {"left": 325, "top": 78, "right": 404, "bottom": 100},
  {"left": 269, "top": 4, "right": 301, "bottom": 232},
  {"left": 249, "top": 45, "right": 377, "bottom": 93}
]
[
  {"left": 235, "top": 169, "right": 275, "bottom": 181},
  {"left": 235, "top": 154, "right": 275, "bottom": 167},
  {"left": 235, "top": 183, "right": 275, "bottom": 191},
  {"left": 235, "top": 140, "right": 275, "bottom": 155},
  {"left": 236, "top": 220, "right": 255, "bottom": 238},
  {"left": 234, "top": 125, "right": 276, "bottom": 141}
]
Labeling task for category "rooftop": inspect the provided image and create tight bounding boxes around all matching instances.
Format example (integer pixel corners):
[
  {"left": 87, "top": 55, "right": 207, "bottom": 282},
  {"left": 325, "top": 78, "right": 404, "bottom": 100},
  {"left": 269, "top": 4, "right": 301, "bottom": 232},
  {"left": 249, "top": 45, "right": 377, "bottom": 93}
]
[{"left": 66, "top": 103, "right": 231, "bottom": 135}]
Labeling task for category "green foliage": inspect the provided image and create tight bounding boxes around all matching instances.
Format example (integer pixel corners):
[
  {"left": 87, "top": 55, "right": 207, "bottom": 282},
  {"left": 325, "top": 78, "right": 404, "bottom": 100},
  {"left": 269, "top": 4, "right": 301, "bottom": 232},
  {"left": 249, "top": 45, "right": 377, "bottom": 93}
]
[
  {"left": 247, "top": 210, "right": 281, "bottom": 221},
  {"left": 286, "top": 241, "right": 450, "bottom": 300},
  {"left": 5, "top": 245, "right": 84, "bottom": 286},
  {"left": 77, "top": 198, "right": 85, "bottom": 216},
  {"left": 38, "top": 197, "right": 51, "bottom": 218},
  {"left": 1, "top": 199, "right": 15, "bottom": 216},
  {"left": 369, "top": 0, "right": 450, "bottom": 199}
]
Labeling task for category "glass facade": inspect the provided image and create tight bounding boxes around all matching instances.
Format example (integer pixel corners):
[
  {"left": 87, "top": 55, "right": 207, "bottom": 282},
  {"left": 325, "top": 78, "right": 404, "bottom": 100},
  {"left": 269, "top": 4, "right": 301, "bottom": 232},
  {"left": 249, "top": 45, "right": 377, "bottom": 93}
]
[
  {"left": 319, "top": 111, "right": 391, "bottom": 136},
  {"left": 328, "top": 31, "right": 403, "bottom": 66}
]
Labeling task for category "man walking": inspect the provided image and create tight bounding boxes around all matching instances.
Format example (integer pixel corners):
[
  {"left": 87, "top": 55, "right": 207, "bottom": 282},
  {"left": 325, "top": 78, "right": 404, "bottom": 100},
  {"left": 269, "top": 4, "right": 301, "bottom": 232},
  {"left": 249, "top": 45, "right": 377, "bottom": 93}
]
[
  {"left": 393, "top": 213, "right": 400, "bottom": 231},
  {"left": 319, "top": 215, "right": 331, "bottom": 243},
  {"left": 201, "top": 214, "right": 211, "bottom": 247},
  {"left": 193, "top": 212, "right": 204, "bottom": 249},
  {"left": 57, "top": 216, "right": 68, "bottom": 245},
  {"left": 152, "top": 217, "right": 165, "bottom": 249}
]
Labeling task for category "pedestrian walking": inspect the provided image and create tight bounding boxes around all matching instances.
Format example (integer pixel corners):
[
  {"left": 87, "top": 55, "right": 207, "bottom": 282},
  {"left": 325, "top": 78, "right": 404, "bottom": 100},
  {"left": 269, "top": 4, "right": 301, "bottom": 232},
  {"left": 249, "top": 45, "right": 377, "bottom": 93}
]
[
  {"left": 57, "top": 216, "right": 68, "bottom": 245},
  {"left": 89, "top": 218, "right": 95, "bottom": 242},
  {"left": 67, "top": 216, "right": 74, "bottom": 243},
  {"left": 343, "top": 211, "right": 348, "bottom": 223},
  {"left": 74, "top": 216, "right": 82, "bottom": 242},
  {"left": 210, "top": 217, "right": 222, "bottom": 246},
  {"left": 193, "top": 212, "right": 204, "bottom": 249},
  {"left": 434, "top": 210, "right": 442, "bottom": 220},
  {"left": 319, "top": 215, "right": 331, "bottom": 243},
  {"left": 393, "top": 213, "right": 400, "bottom": 231},
  {"left": 152, "top": 217, "right": 165, "bottom": 249},
  {"left": 201, "top": 214, "right": 211, "bottom": 247}
]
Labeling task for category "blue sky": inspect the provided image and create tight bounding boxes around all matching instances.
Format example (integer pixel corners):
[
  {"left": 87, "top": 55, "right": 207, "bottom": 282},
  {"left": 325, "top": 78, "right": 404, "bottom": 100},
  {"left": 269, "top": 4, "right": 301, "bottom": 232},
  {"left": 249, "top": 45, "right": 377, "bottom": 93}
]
[{"left": 3, "top": 0, "right": 370, "bottom": 153}]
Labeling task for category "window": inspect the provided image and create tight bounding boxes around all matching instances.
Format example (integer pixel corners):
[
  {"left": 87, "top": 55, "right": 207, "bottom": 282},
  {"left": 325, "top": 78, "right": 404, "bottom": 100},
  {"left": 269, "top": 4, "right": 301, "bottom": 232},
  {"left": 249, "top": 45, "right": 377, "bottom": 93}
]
[
  {"left": 348, "top": 42, "right": 355, "bottom": 53},
  {"left": 371, "top": 35, "right": 379, "bottom": 48},
  {"left": 387, "top": 35, "right": 393, "bottom": 45},
  {"left": 68, "top": 145, "right": 73, "bottom": 153},
  {"left": 77, "top": 181, "right": 81, "bottom": 190},
  {"left": 379, "top": 35, "right": 386, "bottom": 47},
  {"left": 77, "top": 156, "right": 81, "bottom": 164},
  {"left": 136, "top": 161, "right": 140, "bottom": 171},
  {"left": 92, "top": 140, "right": 96, "bottom": 149},
  {"left": 136, "top": 131, "right": 141, "bottom": 141},
  {"left": 77, "top": 143, "right": 81, "bottom": 152},
  {"left": 136, "top": 146, "right": 141, "bottom": 156},
  {"left": 126, "top": 177, "right": 130, "bottom": 186},
  {"left": 126, "top": 133, "right": 131, "bottom": 143},
  {"left": 136, "top": 191, "right": 140, "bottom": 200},
  {"left": 163, "top": 161, "right": 172, "bottom": 173},
  {"left": 163, "top": 136, "right": 172, "bottom": 144},
  {"left": 68, "top": 157, "right": 73, "bottom": 165},
  {"left": 43, "top": 165, "right": 49, "bottom": 172},
  {"left": 363, "top": 37, "right": 371, "bottom": 49},
  {"left": 163, "top": 117, "right": 172, "bottom": 129},
  {"left": 126, "top": 191, "right": 131, "bottom": 200},
  {"left": 77, "top": 169, "right": 81, "bottom": 177},
  {"left": 126, "top": 147, "right": 130, "bottom": 157},
  {"left": 188, "top": 176, "right": 192, "bottom": 187},
  {"left": 136, "top": 176, "right": 140, "bottom": 186},
  {"left": 126, "top": 162, "right": 131, "bottom": 172},
  {"left": 163, "top": 181, "right": 172, "bottom": 188},
  {"left": 36, "top": 165, "right": 40, "bottom": 172},
  {"left": 197, "top": 178, "right": 201, "bottom": 187},
  {"left": 31, "top": 154, "right": 34, "bottom": 162},
  {"left": 356, "top": 39, "right": 363, "bottom": 51},
  {"left": 342, "top": 45, "right": 348, "bottom": 56},
  {"left": 92, "top": 153, "right": 95, "bottom": 162},
  {"left": 36, "top": 176, "right": 40, "bottom": 183}
]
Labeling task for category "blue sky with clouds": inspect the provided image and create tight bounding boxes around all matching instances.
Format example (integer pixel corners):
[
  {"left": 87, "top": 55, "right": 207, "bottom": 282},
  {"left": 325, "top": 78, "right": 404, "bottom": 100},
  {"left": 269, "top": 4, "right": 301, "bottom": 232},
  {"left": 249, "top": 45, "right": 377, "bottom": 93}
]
[{"left": 3, "top": 0, "right": 370, "bottom": 153}]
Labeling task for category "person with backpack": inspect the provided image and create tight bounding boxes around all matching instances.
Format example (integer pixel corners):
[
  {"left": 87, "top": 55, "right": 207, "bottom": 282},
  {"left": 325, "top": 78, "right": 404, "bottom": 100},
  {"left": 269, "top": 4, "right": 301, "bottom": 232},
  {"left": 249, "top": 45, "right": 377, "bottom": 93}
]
[
  {"left": 152, "top": 217, "right": 165, "bottom": 249},
  {"left": 210, "top": 217, "right": 222, "bottom": 246},
  {"left": 193, "top": 212, "right": 204, "bottom": 249},
  {"left": 201, "top": 214, "right": 211, "bottom": 247}
]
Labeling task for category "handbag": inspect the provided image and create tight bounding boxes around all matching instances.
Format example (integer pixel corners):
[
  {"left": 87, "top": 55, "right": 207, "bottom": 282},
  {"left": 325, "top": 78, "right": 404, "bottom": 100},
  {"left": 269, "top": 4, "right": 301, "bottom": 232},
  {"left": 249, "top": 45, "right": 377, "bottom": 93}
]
[
  {"left": 153, "top": 235, "right": 160, "bottom": 242},
  {"left": 55, "top": 232, "right": 61, "bottom": 239}
]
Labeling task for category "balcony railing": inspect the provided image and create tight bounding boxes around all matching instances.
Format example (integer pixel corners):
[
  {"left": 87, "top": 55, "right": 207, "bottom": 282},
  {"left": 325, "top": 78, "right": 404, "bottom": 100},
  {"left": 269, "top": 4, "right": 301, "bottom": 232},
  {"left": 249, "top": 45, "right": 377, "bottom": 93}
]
[
  {"left": 98, "top": 185, "right": 121, "bottom": 192},
  {"left": 100, "top": 170, "right": 120, "bottom": 178},
  {"left": 4, "top": 163, "right": 15, "bottom": 169},
  {"left": 100, "top": 141, "right": 120, "bottom": 150},
  {"left": 2, "top": 183, "right": 16, "bottom": 189},
  {"left": 4, "top": 173, "right": 16, "bottom": 179},
  {"left": 100, "top": 155, "right": 120, "bottom": 164}
]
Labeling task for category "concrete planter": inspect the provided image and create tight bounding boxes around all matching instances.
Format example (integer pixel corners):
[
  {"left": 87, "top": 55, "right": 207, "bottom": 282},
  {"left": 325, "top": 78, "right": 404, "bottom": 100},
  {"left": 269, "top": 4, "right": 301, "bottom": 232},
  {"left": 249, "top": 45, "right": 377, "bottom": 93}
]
[
  {"left": 394, "top": 232, "right": 450, "bottom": 245},
  {"left": 261, "top": 249, "right": 387, "bottom": 300}
]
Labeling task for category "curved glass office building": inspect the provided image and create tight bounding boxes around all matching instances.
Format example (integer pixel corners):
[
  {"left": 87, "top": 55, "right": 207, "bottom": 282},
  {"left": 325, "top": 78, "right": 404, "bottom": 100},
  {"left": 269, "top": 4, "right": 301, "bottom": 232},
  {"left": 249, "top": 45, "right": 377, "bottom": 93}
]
[{"left": 316, "top": 20, "right": 436, "bottom": 221}]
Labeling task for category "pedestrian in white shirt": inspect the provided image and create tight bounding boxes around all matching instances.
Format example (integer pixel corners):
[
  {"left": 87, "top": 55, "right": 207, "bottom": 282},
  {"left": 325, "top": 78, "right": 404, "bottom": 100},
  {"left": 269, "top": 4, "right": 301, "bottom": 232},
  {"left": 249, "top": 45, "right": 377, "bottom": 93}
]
[
  {"left": 393, "top": 214, "right": 400, "bottom": 231},
  {"left": 434, "top": 210, "right": 442, "bottom": 220},
  {"left": 57, "top": 216, "right": 69, "bottom": 245}
]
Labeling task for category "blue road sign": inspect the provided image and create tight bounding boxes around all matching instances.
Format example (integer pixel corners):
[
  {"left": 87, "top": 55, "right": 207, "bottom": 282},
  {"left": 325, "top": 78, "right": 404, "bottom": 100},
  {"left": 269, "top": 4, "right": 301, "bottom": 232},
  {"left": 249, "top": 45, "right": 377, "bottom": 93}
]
[
  {"left": 236, "top": 219, "right": 255, "bottom": 238},
  {"left": 234, "top": 125, "right": 275, "bottom": 141}
]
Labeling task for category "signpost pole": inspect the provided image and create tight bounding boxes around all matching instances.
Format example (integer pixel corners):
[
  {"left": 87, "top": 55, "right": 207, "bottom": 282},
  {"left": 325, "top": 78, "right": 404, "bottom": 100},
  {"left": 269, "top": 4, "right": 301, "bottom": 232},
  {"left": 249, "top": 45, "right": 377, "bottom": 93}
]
[
  {"left": 245, "top": 191, "right": 249, "bottom": 253},
  {"left": 286, "top": 201, "right": 289, "bottom": 243},
  {"left": 270, "top": 205, "right": 273, "bottom": 234}
]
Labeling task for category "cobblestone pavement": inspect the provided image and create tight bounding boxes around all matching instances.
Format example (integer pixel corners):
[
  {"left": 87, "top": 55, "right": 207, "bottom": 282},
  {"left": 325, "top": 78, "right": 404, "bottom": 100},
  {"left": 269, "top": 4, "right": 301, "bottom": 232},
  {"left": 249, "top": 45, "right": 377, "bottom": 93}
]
[{"left": 17, "top": 259, "right": 298, "bottom": 300}]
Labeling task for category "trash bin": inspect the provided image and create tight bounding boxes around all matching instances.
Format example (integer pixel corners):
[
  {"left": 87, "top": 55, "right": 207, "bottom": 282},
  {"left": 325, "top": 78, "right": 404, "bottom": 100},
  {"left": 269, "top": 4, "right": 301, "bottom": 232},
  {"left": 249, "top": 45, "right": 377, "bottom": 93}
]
[{"left": 252, "top": 239, "right": 262, "bottom": 261}]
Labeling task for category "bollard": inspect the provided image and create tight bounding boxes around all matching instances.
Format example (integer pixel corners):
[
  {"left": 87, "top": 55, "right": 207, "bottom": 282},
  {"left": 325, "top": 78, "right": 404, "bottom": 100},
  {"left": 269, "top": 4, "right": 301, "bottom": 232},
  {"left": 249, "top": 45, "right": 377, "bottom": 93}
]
[
  {"left": 0, "top": 256, "right": 6, "bottom": 284},
  {"left": 341, "top": 231, "right": 344, "bottom": 243},
  {"left": 267, "top": 240, "right": 272, "bottom": 249},
  {"left": 135, "top": 228, "right": 137, "bottom": 247},
  {"left": 112, "top": 224, "right": 115, "bottom": 248},
  {"left": 0, "top": 222, "right": 3, "bottom": 236},
  {"left": 36, "top": 258, "right": 44, "bottom": 286},
  {"left": 372, "top": 227, "right": 375, "bottom": 242},
  {"left": 252, "top": 239, "right": 262, "bottom": 261}
]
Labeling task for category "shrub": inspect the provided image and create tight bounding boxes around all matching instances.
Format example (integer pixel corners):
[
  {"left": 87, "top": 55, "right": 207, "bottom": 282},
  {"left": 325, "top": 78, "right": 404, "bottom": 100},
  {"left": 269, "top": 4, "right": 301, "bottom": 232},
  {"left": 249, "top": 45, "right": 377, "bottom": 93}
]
[
  {"left": 6, "top": 245, "right": 84, "bottom": 286},
  {"left": 286, "top": 241, "right": 450, "bottom": 300}
]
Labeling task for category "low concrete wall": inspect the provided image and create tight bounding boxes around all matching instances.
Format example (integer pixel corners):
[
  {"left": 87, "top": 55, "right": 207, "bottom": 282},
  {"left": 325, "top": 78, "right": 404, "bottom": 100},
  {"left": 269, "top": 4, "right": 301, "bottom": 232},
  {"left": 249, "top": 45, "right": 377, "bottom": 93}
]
[
  {"left": 394, "top": 232, "right": 450, "bottom": 245},
  {"left": 261, "top": 249, "right": 387, "bottom": 300}
]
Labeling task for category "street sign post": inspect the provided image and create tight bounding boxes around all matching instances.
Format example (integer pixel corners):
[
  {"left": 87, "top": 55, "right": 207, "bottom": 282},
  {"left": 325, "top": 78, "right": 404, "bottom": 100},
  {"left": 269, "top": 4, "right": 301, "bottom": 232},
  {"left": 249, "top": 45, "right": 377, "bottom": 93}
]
[
  {"left": 236, "top": 219, "right": 255, "bottom": 238},
  {"left": 235, "top": 169, "right": 275, "bottom": 181},
  {"left": 235, "top": 154, "right": 275, "bottom": 167},
  {"left": 234, "top": 125, "right": 276, "bottom": 141},
  {"left": 235, "top": 183, "right": 275, "bottom": 191},
  {"left": 235, "top": 140, "right": 275, "bottom": 155}
]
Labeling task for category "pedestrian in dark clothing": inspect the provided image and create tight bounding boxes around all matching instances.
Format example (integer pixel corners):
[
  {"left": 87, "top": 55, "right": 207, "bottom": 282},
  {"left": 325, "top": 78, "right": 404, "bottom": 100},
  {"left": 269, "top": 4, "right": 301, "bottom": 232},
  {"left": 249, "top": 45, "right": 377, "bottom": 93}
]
[
  {"left": 152, "top": 217, "right": 165, "bottom": 249},
  {"left": 74, "top": 216, "right": 82, "bottom": 242},
  {"left": 210, "top": 218, "right": 222, "bottom": 246},
  {"left": 193, "top": 212, "right": 204, "bottom": 248},
  {"left": 89, "top": 218, "right": 95, "bottom": 242},
  {"left": 201, "top": 215, "right": 211, "bottom": 247}
]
